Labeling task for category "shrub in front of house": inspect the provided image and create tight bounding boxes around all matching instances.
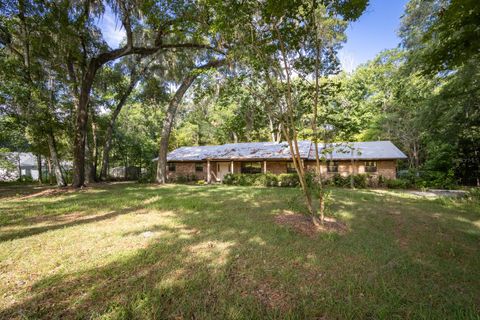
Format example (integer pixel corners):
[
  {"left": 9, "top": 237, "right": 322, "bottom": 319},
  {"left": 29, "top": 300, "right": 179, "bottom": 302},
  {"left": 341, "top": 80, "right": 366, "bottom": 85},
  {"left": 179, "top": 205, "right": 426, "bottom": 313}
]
[
  {"left": 331, "top": 173, "right": 349, "bottom": 187},
  {"left": 253, "top": 173, "right": 279, "bottom": 187},
  {"left": 385, "top": 178, "right": 409, "bottom": 189},
  {"left": 353, "top": 174, "right": 368, "bottom": 188},
  {"left": 277, "top": 173, "right": 299, "bottom": 187},
  {"left": 223, "top": 173, "right": 297, "bottom": 187},
  {"left": 174, "top": 174, "right": 197, "bottom": 183}
]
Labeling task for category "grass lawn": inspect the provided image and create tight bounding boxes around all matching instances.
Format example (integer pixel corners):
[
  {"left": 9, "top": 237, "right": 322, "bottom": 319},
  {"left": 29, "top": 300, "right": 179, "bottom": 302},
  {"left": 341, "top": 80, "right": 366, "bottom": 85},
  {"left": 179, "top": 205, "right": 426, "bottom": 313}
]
[{"left": 0, "top": 183, "right": 479, "bottom": 319}]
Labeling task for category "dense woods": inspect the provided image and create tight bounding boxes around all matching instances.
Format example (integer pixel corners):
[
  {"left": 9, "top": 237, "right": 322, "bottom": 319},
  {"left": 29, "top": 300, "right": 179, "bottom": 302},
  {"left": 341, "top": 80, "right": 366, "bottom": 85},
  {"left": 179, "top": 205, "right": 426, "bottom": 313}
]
[{"left": 1, "top": 0, "right": 479, "bottom": 191}]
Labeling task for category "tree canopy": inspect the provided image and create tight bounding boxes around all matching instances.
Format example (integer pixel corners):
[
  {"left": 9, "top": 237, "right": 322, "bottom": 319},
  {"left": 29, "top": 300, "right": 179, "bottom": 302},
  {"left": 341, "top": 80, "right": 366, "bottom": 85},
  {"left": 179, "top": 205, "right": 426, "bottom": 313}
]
[{"left": 0, "top": 0, "right": 478, "bottom": 188}]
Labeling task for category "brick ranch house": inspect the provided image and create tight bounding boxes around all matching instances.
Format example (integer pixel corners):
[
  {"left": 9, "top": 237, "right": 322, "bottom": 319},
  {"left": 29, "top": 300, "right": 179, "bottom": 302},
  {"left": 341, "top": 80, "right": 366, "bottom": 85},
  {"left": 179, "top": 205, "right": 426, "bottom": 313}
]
[{"left": 160, "top": 141, "right": 407, "bottom": 183}]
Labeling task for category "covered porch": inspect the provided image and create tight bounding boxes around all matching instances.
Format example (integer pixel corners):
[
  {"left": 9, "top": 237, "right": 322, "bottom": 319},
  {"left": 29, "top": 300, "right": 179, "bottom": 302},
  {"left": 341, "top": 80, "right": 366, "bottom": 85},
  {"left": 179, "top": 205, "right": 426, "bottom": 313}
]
[{"left": 206, "top": 159, "right": 297, "bottom": 183}]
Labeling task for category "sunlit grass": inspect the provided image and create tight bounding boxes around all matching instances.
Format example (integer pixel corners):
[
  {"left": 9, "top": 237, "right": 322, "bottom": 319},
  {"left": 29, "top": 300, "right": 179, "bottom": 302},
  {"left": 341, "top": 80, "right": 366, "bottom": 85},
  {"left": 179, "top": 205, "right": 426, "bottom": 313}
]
[{"left": 0, "top": 183, "right": 479, "bottom": 319}]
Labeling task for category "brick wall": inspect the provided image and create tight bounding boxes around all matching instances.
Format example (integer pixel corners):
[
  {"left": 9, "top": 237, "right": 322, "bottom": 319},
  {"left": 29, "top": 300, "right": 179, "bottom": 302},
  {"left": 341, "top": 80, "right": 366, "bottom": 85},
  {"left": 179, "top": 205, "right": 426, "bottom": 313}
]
[
  {"left": 305, "top": 160, "right": 397, "bottom": 179},
  {"left": 166, "top": 162, "right": 207, "bottom": 181},
  {"left": 167, "top": 159, "right": 398, "bottom": 181},
  {"left": 266, "top": 161, "right": 288, "bottom": 174}
]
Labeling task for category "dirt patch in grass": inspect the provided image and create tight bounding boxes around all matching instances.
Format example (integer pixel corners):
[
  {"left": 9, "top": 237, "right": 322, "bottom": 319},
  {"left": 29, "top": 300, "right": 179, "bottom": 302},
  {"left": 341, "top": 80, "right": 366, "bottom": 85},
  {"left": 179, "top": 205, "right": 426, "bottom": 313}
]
[
  {"left": 19, "top": 187, "right": 77, "bottom": 199},
  {"left": 275, "top": 211, "right": 347, "bottom": 237}
]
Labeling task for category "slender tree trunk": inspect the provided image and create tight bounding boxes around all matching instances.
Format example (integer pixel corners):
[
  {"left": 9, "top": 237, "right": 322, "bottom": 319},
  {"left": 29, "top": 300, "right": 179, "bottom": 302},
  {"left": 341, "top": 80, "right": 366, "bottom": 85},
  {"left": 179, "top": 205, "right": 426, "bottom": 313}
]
[
  {"left": 156, "top": 74, "right": 197, "bottom": 183},
  {"left": 17, "top": 153, "right": 21, "bottom": 179},
  {"left": 274, "top": 23, "right": 315, "bottom": 218},
  {"left": 47, "top": 131, "right": 66, "bottom": 187},
  {"left": 36, "top": 153, "right": 42, "bottom": 183},
  {"left": 311, "top": 14, "right": 326, "bottom": 224},
  {"left": 85, "top": 107, "right": 98, "bottom": 184},
  {"left": 47, "top": 157, "right": 53, "bottom": 184},
  {"left": 85, "top": 139, "right": 96, "bottom": 184},
  {"left": 91, "top": 111, "right": 98, "bottom": 179},
  {"left": 100, "top": 77, "right": 137, "bottom": 180},
  {"left": 156, "top": 59, "right": 226, "bottom": 183}
]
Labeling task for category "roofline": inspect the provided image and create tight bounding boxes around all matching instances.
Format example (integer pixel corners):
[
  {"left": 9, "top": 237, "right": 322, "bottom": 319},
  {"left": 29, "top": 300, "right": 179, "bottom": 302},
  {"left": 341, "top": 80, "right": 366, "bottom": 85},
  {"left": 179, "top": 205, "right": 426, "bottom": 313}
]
[
  {"left": 166, "top": 157, "right": 406, "bottom": 162},
  {"left": 162, "top": 140, "right": 408, "bottom": 162}
]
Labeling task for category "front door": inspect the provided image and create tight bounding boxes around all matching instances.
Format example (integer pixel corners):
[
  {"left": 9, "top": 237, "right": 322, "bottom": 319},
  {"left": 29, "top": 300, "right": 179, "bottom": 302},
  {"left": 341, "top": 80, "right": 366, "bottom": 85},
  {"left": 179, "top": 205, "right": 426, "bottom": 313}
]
[{"left": 217, "top": 162, "right": 230, "bottom": 181}]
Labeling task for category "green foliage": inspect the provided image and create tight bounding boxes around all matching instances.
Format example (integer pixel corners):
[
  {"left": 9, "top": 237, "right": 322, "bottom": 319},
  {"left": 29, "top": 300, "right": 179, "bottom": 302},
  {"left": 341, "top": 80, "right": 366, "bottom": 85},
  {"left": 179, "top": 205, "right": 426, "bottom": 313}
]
[
  {"left": 222, "top": 173, "right": 299, "bottom": 187},
  {"left": 331, "top": 174, "right": 348, "bottom": 187},
  {"left": 173, "top": 174, "right": 198, "bottom": 184},
  {"left": 277, "top": 173, "right": 300, "bottom": 187},
  {"left": 0, "top": 148, "right": 15, "bottom": 172},
  {"left": 17, "top": 175, "right": 34, "bottom": 183},
  {"left": 466, "top": 188, "right": 480, "bottom": 203},
  {"left": 254, "top": 173, "right": 279, "bottom": 187},
  {"left": 352, "top": 174, "right": 368, "bottom": 189},
  {"left": 397, "top": 169, "right": 458, "bottom": 189},
  {"left": 328, "top": 173, "right": 369, "bottom": 188},
  {"left": 385, "top": 178, "right": 410, "bottom": 189},
  {"left": 222, "top": 173, "right": 260, "bottom": 186}
]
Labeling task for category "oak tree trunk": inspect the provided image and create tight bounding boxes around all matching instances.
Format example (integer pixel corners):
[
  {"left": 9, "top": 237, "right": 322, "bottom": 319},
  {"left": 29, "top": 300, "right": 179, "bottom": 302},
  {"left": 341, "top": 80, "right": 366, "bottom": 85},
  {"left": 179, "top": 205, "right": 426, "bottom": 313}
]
[
  {"left": 156, "top": 59, "right": 226, "bottom": 183},
  {"left": 156, "top": 74, "right": 197, "bottom": 183},
  {"left": 47, "top": 131, "right": 66, "bottom": 187},
  {"left": 36, "top": 153, "right": 42, "bottom": 183}
]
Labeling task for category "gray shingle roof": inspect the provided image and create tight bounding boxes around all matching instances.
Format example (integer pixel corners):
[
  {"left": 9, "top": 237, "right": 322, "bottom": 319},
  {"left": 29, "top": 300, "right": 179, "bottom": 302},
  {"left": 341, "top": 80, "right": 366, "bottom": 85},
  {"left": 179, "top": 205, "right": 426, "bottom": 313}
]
[
  {"left": 165, "top": 140, "right": 407, "bottom": 161},
  {"left": 307, "top": 141, "right": 407, "bottom": 160},
  {"left": 166, "top": 141, "right": 311, "bottom": 161}
]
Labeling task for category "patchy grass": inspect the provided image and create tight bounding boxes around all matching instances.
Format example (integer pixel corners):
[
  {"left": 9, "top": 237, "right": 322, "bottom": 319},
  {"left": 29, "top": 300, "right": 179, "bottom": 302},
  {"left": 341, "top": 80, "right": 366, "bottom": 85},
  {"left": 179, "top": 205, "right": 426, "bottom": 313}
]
[{"left": 0, "top": 183, "right": 479, "bottom": 319}]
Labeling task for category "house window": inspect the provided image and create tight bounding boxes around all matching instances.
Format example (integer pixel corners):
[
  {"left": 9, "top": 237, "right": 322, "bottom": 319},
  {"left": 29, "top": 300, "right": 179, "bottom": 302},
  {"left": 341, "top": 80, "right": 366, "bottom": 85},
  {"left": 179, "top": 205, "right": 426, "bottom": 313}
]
[
  {"left": 365, "top": 161, "right": 377, "bottom": 173},
  {"left": 241, "top": 162, "right": 262, "bottom": 174},
  {"left": 327, "top": 161, "right": 339, "bottom": 173},
  {"left": 195, "top": 162, "right": 203, "bottom": 172},
  {"left": 168, "top": 162, "right": 176, "bottom": 172},
  {"left": 286, "top": 162, "right": 296, "bottom": 173}
]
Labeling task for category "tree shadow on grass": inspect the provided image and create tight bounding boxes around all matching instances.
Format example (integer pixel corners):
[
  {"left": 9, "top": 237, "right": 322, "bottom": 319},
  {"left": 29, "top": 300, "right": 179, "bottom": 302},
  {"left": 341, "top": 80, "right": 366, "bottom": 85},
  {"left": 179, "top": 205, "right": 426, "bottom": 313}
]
[
  {"left": 0, "top": 184, "right": 286, "bottom": 244},
  {"left": 1, "top": 184, "right": 479, "bottom": 319},
  {"left": 0, "top": 183, "right": 245, "bottom": 228},
  {"left": 0, "top": 205, "right": 148, "bottom": 242},
  {"left": 0, "top": 186, "right": 305, "bottom": 319}
]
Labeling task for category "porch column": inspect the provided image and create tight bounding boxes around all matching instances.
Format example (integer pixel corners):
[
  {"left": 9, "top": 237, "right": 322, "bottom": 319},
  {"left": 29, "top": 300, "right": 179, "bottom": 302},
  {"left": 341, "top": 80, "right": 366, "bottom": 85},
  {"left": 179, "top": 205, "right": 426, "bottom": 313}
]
[
  {"left": 263, "top": 160, "right": 267, "bottom": 173},
  {"left": 230, "top": 161, "right": 234, "bottom": 173},
  {"left": 207, "top": 160, "right": 211, "bottom": 183}
]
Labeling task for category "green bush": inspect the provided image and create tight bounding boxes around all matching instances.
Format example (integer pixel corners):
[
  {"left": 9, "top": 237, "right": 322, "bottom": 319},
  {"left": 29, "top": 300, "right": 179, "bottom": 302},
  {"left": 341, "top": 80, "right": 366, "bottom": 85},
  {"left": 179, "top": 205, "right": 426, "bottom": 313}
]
[
  {"left": 385, "top": 178, "right": 409, "bottom": 189},
  {"left": 398, "top": 168, "right": 458, "bottom": 189},
  {"left": 17, "top": 175, "right": 34, "bottom": 183},
  {"left": 222, "top": 173, "right": 259, "bottom": 186},
  {"left": 466, "top": 187, "right": 480, "bottom": 203},
  {"left": 222, "top": 173, "right": 236, "bottom": 185},
  {"left": 278, "top": 173, "right": 299, "bottom": 187},
  {"left": 174, "top": 174, "right": 197, "bottom": 183},
  {"left": 377, "top": 175, "right": 386, "bottom": 187},
  {"left": 222, "top": 173, "right": 297, "bottom": 187},
  {"left": 254, "top": 173, "right": 278, "bottom": 187},
  {"left": 332, "top": 174, "right": 349, "bottom": 187},
  {"left": 419, "top": 169, "right": 457, "bottom": 189},
  {"left": 353, "top": 174, "right": 368, "bottom": 188}
]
